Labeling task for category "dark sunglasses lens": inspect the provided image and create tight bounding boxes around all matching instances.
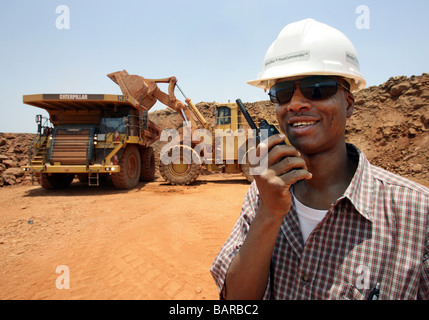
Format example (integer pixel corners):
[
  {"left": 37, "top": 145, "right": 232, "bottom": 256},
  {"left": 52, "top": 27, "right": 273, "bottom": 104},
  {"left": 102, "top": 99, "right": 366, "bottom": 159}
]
[
  {"left": 269, "top": 82, "right": 294, "bottom": 104},
  {"left": 300, "top": 77, "right": 338, "bottom": 100}
]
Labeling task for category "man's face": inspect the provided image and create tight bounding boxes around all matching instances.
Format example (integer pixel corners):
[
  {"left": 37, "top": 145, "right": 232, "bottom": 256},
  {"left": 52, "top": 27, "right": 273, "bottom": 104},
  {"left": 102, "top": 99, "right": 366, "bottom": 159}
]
[{"left": 274, "top": 76, "right": 355, "bottom": 155}]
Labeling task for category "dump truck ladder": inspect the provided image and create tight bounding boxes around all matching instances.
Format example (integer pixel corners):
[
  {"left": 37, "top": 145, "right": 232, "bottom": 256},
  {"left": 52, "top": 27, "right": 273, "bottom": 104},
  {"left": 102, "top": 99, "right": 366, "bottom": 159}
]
[
  {"left": 30, "top": 136, "right": 49, "bottom": 166},
  {"left": 88, "top": 172, "right": 99, "bottom": 186}
]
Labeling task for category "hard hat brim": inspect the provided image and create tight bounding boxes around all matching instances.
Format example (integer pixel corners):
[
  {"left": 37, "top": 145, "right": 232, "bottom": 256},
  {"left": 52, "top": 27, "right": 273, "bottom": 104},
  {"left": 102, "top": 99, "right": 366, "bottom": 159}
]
[{"left": 247, "top": 70, "right": 366, "bottom": 92}]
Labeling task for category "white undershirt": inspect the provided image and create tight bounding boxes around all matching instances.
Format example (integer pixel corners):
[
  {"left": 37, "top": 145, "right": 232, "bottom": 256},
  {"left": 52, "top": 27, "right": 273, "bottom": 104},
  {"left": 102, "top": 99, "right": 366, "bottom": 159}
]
[{"left": 292, "top": 192, "right": 328, "bottom": 243}]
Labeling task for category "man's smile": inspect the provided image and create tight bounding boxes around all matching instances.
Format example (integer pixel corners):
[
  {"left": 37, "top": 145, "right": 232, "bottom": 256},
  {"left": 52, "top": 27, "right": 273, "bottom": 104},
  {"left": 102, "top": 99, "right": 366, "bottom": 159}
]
[
  {"left": 287, "top": 116, "right": 320, "bottom": 131},
  {"left": 291, "top": 121, "right": 317, "bottom": 128}
]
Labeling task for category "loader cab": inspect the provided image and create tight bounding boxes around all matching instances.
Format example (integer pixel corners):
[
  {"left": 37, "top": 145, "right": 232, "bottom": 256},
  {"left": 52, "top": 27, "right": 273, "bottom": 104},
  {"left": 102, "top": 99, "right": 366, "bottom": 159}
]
[{"left": 215, "top": 103, "right": 244, "bottom": 131}]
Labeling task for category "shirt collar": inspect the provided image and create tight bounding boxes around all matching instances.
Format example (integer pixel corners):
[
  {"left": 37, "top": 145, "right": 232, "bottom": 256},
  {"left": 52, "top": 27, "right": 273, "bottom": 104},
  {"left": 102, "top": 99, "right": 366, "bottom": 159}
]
[{"left": 342, "top": 144, "right": 375, "bottom": 222}]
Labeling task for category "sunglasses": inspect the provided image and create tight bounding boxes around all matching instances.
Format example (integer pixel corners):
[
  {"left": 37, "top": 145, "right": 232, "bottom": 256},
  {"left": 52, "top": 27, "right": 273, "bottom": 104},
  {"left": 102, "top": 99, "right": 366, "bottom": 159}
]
[{"left": 268, "top": 76, "right": 350, "bottom": 104}]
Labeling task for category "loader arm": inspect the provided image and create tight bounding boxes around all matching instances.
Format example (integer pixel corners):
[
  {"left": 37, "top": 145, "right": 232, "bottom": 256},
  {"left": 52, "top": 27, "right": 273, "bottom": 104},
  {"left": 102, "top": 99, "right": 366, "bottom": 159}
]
[{"left": 107, "top": 70, "right": 195, "bottom": 126}]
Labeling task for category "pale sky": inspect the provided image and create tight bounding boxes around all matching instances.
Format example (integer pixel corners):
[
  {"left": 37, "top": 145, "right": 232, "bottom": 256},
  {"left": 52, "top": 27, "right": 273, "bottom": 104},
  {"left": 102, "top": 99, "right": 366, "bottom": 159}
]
[{"left": 1, "top": 0, "right": 428, "bottom": 133}]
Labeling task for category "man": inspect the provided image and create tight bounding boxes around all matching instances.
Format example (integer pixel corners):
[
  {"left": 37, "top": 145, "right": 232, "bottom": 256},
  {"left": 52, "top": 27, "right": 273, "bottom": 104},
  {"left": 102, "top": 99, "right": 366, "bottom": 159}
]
[{"left": 210, "top": 18, "right": 429, "bottom": 300}]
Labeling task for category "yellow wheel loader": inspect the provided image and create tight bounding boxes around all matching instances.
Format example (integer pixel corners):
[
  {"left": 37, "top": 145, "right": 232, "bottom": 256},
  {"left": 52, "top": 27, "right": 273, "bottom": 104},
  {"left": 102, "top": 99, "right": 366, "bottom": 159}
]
[
  {"left": 108, "top": 71, "right": 282, "bottom": 186},
  {"left": 22, "top": 93, "right": 160, "bottom": 190}
]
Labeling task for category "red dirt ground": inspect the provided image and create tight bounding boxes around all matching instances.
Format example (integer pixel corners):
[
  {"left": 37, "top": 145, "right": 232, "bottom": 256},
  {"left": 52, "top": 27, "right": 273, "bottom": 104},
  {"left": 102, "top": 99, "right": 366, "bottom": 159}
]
[{"left": 0, "top": 174, "right": 250, "bottom": 300}]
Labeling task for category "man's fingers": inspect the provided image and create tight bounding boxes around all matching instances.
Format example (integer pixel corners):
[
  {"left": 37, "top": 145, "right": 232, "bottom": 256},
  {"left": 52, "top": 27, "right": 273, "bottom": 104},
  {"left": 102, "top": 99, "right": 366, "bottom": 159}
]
[
  {"left": 256, "top": 134, "right": 288, "bottom": 158},
  {"left": 270, "top": 156, "right": 308, "bottom": 175},
  {"left": 266, "top": 134, "right": 287, "bottom": 150},
  {"left": 281, "top": 168, "right": 312, "bottom": 186}
]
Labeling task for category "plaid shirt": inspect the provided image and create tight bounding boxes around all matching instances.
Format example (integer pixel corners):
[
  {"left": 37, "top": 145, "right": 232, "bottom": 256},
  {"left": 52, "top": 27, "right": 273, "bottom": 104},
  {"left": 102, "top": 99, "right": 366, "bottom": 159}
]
[{"left": 210, "top": 145, "right": 429, "bottom": 299}]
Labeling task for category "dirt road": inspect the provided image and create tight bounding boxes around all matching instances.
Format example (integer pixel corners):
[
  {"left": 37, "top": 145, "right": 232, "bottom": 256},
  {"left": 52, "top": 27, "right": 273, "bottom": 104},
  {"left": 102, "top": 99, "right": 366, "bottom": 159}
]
[{"left": 0, "top": 174, "right": 250, "bottom": 300}]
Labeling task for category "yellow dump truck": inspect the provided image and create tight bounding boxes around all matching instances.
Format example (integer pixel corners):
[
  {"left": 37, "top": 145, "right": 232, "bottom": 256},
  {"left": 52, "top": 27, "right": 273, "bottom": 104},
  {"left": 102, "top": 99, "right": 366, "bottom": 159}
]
[{"left": 22, "top": 93, "right": 159, "bottom": 189}]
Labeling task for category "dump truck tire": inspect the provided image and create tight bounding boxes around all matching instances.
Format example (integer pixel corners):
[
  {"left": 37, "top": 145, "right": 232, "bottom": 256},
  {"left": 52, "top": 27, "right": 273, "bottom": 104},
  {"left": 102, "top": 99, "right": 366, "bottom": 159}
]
[
  {"left": 159, "top": 145, "right": 202, "bottom": 185},
  {"left": 40, "top": 173, "right": 75, "bottom": 189},
  {"left": 140, "top": 146, "right": 155, "bottom": 182},
  {"left": 111, "top": 145, "right": 141, "bottom": 189}
]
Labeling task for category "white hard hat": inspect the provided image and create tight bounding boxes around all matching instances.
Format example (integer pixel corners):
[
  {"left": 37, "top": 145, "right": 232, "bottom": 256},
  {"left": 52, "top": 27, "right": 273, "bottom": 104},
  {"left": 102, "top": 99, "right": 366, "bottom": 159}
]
[{"left": 247, "top": 18, "right": 366, "bottom": 92}]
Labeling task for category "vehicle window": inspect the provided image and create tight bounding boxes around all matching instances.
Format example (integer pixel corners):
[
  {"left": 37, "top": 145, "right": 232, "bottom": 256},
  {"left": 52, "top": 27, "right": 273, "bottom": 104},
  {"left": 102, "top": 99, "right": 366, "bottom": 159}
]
[{"left": 99, "top": 118, "right": 125, "bottom": 133}]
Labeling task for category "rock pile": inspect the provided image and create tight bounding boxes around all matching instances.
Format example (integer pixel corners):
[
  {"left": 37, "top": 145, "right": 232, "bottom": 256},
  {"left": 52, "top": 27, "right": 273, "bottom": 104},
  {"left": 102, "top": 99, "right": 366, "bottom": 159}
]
[
  {"left": 0, "top": 133, "right": 35, "bottom": 186},
  {"left": 346, "top": 73, "right": 428, "bottom": 182}
]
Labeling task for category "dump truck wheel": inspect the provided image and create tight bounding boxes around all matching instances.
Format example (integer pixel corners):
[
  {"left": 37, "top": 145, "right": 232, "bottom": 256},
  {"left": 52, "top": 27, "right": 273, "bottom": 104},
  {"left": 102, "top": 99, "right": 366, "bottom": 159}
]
[
  {"left": 139, "top": 147, "right": 155, "bottom": 182},
  {"left": 40, "top": 173, "right": 75, "bottom": 189},
  {"left": 159, "top": 145, "right": 202, "bottom": 185},
  {"left": 241, "top": 149, "right": 255, "bottom": 183},
  {"left": 111, "top": 145, "right": 141, "bottom": 189}
]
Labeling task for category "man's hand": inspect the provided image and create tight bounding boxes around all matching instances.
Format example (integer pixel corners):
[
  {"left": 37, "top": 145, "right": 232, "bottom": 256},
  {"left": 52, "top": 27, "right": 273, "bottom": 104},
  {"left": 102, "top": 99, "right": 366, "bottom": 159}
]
[
  {"left": 253, "top": 134, "right": 312, "bottom": 218},
  {"left": 224, "top": 134, "right": 312, "bottom": 300}
]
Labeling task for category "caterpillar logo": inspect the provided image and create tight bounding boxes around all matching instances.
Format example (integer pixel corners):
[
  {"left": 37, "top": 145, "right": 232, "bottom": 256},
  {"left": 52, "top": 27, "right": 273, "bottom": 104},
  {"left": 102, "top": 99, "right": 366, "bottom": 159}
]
[{"left": 59, "top": 94, "right": 88, "bottom": 100}]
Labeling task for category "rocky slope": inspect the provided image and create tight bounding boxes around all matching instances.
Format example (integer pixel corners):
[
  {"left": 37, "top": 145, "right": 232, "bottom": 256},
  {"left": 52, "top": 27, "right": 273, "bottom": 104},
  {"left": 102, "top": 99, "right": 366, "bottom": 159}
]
[
  {"left": 1, "top": 73, "right": 428, "bottom": 186},
  {"left": 0, "top": 133, "right": 34, "bottom": 186},
  {"left": 346, "top": 74, "right": 428, "bottom": 181}
]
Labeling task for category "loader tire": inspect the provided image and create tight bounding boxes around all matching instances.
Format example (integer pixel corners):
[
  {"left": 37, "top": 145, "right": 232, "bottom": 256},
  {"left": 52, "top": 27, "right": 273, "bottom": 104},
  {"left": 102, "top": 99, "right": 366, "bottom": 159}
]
[
  {"left": 159, "top": 145, "right": 202, "bottom": 185},
  {"left": 111, "top": 145, "right": 141, "bottom": 189},
  {"left": 139, "top": 146, "right": 155, "bottom": 182},
  {"left": 40, "top": 173, "right": 75, "bottom": 189}
]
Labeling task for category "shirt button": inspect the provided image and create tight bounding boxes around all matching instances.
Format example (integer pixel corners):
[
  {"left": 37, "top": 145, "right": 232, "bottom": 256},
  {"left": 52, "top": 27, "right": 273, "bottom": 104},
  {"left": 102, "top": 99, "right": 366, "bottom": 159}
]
[{"left": 302, "top": 275, "right": 310, "bottom": 282}]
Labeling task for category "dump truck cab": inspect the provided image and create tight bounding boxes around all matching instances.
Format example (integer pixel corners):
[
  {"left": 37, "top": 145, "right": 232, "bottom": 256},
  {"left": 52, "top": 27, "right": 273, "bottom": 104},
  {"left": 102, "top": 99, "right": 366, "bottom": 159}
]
[{"left": 22, "top": 93, "right": 160, "bottom": 189}]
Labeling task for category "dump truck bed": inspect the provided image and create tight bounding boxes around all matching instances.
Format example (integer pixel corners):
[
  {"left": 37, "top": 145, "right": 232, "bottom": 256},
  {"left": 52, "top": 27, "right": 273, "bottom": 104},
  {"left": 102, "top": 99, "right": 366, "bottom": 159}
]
[
  {"left": 23, "top": 93, "right": 141, "bottom": 112},
  {"left": 23, "top": 93, "right": 161, "bottom": 146}
]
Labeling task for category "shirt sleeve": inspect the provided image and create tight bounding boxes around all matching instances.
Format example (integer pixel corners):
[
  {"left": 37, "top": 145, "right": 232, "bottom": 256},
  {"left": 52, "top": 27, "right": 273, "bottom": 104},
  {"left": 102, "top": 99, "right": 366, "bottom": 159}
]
[
  {"left": 418, "top": 213, "right": 429, "bottom": 299},
  {"left": 209, "top": 181, "right": 260, "bottom": 298}
]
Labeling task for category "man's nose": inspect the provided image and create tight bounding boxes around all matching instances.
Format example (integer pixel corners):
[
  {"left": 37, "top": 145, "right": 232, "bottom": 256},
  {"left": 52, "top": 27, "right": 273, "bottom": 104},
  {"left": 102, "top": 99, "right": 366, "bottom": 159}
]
[{"left": 285, "top": 87, "right": 311, "bottom": 113}]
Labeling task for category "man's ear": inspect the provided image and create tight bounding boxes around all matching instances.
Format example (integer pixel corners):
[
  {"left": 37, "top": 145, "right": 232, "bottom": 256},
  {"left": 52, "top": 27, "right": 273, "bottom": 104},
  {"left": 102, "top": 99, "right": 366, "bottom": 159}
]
[{"left": 345, "top": 91, "right": 355, "bottom": 118}]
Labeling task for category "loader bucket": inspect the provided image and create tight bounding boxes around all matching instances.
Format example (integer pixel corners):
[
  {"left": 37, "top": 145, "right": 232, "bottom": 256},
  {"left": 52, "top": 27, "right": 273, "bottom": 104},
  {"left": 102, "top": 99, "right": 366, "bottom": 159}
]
[{"left": 107, "top": 70, "right": 158, "bottom": 110}]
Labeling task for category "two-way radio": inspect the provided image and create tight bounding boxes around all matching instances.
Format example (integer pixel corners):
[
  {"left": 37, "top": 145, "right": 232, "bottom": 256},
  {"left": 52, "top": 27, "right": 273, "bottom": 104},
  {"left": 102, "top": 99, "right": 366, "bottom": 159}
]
[{"left": 236, "top": 99, "right": 286, "bottom": 146}]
